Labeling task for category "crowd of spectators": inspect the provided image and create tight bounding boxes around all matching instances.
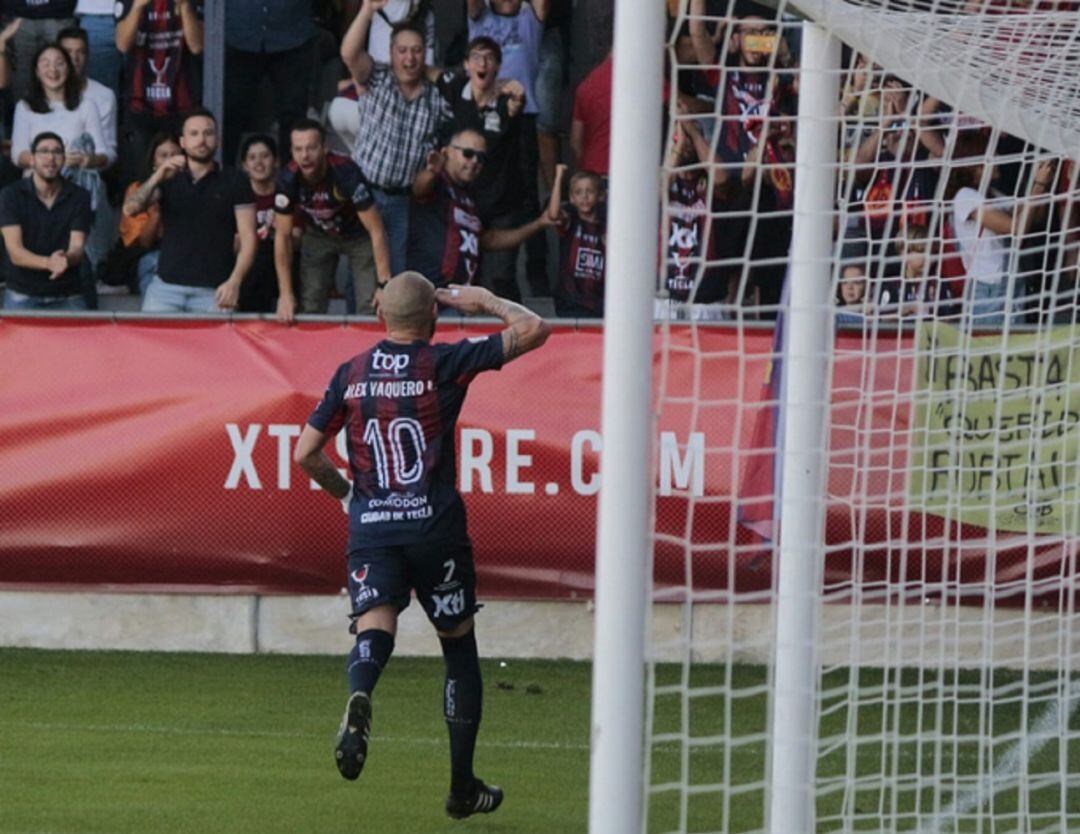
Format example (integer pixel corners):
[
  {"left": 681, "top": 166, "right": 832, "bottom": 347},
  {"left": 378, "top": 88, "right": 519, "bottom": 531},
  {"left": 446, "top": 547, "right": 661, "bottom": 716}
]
[
  {"left": 0, "top": 0, "right": 1075, "bottom": 329},
  {"left": 0, "top": 0, "right": 615, "bottom": 318},
  {"left": 666, "top": 0, "right": 1080, "bottom": 329}
]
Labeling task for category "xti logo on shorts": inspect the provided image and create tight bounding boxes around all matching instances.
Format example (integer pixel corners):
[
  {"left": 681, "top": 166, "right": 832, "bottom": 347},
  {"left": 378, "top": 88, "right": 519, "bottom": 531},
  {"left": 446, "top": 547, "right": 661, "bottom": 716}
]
[{"left": 432, "top": 589, "right": 466, "bottom": 618}]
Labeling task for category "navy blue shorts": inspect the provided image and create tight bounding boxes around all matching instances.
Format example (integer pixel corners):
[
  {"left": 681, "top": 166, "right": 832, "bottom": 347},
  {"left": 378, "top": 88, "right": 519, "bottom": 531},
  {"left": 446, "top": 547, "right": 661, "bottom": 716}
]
[{"left": 346, "top": 538, "right": 479, "bottom": 632}]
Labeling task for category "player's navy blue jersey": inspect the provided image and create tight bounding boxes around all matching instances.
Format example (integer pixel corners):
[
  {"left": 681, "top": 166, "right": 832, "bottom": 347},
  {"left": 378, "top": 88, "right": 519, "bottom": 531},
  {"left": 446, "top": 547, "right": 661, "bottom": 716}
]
[{"left": 307, "top": 333, "right": 504, "bottom": 550}]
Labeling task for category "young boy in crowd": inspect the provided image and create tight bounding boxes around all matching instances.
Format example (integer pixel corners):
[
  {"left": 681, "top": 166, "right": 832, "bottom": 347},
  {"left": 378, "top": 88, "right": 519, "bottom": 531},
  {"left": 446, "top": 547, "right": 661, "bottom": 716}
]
[
  {"left": 836, "top": 260, "right": 873, "bottom": 326},
  {"left": 547, "top": 163, "right": 606, "bottom": 318}
]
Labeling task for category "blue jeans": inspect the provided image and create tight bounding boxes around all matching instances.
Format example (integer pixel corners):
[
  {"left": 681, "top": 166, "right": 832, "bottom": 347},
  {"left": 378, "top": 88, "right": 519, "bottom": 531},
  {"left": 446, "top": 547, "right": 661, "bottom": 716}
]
[
  {"left": 372, "top": 189, "right": 410, "bottom": 277},
  {"left": 967, "top": 278, "right": 1013, "bottom": 328},
  {"left": 141, "top": 276, "right": 221, "bottom": 313},
  {"left": 3, "top": 288, "right": 87, "bottom": 310},
  {"left": 78, "top": 14, "right": 122, "bottom": 98},
  {"left": 535, "top": 28, "right": 565, "bottom": 134},
  {"left": 137, "top": 251, "right": 159, "bottom": 295}
]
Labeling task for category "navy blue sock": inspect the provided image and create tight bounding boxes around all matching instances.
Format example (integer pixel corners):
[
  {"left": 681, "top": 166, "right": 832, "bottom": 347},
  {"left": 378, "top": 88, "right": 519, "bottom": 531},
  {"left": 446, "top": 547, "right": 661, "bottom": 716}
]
[
  {"left": 347, "top": 629, "right": 395, "bottom": 696},
  {"left": 440, "top": 628, "right": 483, "bottom": 795}
]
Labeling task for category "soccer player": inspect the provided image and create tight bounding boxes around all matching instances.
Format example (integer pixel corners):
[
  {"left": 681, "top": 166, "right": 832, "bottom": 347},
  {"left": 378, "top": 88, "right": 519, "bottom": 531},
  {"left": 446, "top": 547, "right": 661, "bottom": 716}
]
[{"left": 293, "top": 272, "right": 551, "bottom": 818}]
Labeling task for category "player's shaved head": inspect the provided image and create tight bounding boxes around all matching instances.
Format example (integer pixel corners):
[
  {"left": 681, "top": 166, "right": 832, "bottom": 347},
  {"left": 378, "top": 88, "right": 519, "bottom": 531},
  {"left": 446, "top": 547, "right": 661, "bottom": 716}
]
[{"left": 380, "top": 272, "right": 437, "bottom": 334}]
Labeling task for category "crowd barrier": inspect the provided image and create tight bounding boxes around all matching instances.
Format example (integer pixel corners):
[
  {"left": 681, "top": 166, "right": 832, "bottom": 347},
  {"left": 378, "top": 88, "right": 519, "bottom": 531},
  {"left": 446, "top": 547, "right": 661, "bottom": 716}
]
[{"left": 1, "top": 313, "right": 1074, "bottom": 605}]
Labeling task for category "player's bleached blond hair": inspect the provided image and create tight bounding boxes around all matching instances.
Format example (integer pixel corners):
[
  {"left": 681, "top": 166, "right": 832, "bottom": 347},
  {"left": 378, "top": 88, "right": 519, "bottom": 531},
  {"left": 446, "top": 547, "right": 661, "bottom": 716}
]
[{"left": 380, "top": 271, "right": 436, "bottom": 332}]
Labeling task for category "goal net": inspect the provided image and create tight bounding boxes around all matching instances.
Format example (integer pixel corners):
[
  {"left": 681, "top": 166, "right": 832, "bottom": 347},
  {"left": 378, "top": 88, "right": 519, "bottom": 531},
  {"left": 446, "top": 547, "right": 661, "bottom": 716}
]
[{"left": 636, "top": 0, "right": 1080, "bottom": 831}]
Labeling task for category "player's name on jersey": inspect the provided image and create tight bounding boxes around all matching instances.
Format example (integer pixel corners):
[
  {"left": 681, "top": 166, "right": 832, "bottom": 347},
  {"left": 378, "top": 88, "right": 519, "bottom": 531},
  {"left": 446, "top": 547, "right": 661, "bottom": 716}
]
[{"left": 344, "top": 380, "right": 435, "bottom": 399}]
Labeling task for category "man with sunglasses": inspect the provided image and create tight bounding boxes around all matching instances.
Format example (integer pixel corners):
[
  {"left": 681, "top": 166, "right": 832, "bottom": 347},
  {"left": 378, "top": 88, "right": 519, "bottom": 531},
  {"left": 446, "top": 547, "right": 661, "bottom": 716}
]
[
  {"left": 437, "top": 36, "right": 534, "bottom": 302},
  {"left": 409, "top": 126, "right": 553, "bottom": 288}
]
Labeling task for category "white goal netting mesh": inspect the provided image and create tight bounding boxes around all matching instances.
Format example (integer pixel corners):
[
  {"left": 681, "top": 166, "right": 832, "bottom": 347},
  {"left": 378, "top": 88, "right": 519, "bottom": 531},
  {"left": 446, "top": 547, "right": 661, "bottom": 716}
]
[{"left": 646, "top": 0, "right": 1080, "bottom": 831}]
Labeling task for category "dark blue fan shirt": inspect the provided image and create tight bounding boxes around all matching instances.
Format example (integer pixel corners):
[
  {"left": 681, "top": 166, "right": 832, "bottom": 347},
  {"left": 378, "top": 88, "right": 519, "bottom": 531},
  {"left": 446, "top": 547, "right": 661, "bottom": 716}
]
[{"left": 274, "top": 152, "right": 375, "bottom": 240}]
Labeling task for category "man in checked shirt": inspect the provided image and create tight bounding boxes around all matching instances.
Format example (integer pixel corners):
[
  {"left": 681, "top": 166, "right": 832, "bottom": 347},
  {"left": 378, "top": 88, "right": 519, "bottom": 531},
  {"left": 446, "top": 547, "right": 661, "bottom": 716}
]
[{"left": 340, "top": 0, "right": 452, "bottom": 277}]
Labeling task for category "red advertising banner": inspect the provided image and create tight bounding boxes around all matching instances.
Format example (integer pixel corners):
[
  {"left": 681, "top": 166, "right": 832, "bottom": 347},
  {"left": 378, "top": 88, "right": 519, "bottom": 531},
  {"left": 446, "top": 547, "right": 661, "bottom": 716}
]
[{"left": 0, "top": 317, "right": 1074, "bottom": 603}]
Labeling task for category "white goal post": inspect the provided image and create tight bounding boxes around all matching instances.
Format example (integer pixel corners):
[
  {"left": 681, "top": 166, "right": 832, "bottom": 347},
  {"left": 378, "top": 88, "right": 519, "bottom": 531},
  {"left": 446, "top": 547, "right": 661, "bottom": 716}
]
[
  {"left": 591, "top": 0, "right": 1080, "bottom": 832},
  {"left": 588, "top": 1, "right": 666, "bottom": 832}
]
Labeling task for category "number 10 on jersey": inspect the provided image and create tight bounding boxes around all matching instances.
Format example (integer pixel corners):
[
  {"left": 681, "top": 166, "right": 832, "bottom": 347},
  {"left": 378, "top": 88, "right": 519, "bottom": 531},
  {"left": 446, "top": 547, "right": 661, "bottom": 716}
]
[{"left": 363, "top": 417, "right": 428, "bottom": 490}]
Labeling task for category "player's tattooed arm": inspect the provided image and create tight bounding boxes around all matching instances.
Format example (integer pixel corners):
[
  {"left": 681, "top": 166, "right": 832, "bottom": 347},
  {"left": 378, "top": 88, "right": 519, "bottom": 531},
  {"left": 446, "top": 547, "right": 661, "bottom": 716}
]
[
  {"left": 485, "top": 296, "right": 545, "bottom": 361},
  {"left": 435, "top": 285, "right": 551, "bottom": 362},
  {"left": 294, "top": 425, "right": 351, "bottom": 500}
]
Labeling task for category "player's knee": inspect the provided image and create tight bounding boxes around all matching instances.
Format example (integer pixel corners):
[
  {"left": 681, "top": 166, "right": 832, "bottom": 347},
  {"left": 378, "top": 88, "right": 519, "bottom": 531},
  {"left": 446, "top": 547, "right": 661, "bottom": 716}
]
[
  {"left": 439, "top": 622, "right": 480, "bottom": 677},
  {"left": 352, "top": 603, "right": 399, "bottom": 637},
  {"left": 436, "top": 616, "right": 475, "bottom": 640}
]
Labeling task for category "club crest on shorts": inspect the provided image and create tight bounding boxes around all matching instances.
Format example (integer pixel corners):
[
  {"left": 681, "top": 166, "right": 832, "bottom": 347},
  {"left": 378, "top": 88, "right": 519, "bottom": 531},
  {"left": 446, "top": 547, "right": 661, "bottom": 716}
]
[{"left": 350, "top": 565, "right": 369, "bottom": 585}]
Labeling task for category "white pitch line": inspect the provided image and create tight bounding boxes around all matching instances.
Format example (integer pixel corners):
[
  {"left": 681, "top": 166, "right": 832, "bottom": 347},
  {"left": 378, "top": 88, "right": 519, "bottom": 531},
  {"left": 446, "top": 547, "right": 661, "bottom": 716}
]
[{"left": 917, "top": 677, "right": 1080, "bottom": 834}]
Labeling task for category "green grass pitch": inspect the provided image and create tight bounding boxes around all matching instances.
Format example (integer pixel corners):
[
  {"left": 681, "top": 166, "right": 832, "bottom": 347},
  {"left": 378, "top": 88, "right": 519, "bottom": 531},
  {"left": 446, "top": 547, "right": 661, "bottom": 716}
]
[
  {"left": 2, "top": 649, "right": 1077, "bottom": 833},
  {"left": 0, "top": 649, "right": 591, "bottom": 834}
]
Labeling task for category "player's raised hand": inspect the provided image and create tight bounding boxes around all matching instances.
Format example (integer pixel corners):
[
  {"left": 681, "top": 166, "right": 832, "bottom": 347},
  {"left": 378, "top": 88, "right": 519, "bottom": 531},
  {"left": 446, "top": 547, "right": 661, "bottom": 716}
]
[{"left": 435, "top": 284, "right": 493, "bottom": 314}]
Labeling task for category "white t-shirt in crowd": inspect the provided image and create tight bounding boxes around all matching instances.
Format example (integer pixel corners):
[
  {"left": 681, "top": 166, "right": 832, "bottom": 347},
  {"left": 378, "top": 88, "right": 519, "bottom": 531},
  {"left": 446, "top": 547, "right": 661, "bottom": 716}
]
[
  {"left": 952, "top": 186, "right": 1011, "bottom": 286},
  {"left": 368, "top": 0, "right": 436, "bottom": 66},
  {"left": 328, "top": 95, "right": 360, "bottom": 154},
  {"left": 11, "top": 98, "right": 114, "bottom": 167},
  {"left": 83, "top": 78, "right": 117, "bottom": 159}
]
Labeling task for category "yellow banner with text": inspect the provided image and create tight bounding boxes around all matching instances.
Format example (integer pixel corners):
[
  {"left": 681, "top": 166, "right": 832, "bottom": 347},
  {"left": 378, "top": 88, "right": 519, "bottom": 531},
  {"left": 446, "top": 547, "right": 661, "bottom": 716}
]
[{"left": 910, "top": 321, "right": 1080, "bottom": 534}]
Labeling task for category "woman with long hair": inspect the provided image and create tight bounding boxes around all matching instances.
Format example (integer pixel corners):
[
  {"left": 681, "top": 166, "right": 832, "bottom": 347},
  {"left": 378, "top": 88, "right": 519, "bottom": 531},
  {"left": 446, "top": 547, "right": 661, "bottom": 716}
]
[
  {"left": 10, "top": 43, "right": 110, "bottom": 171},
  {"left": 100, "top": 132, "right": 180, "bottom": 294}
]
